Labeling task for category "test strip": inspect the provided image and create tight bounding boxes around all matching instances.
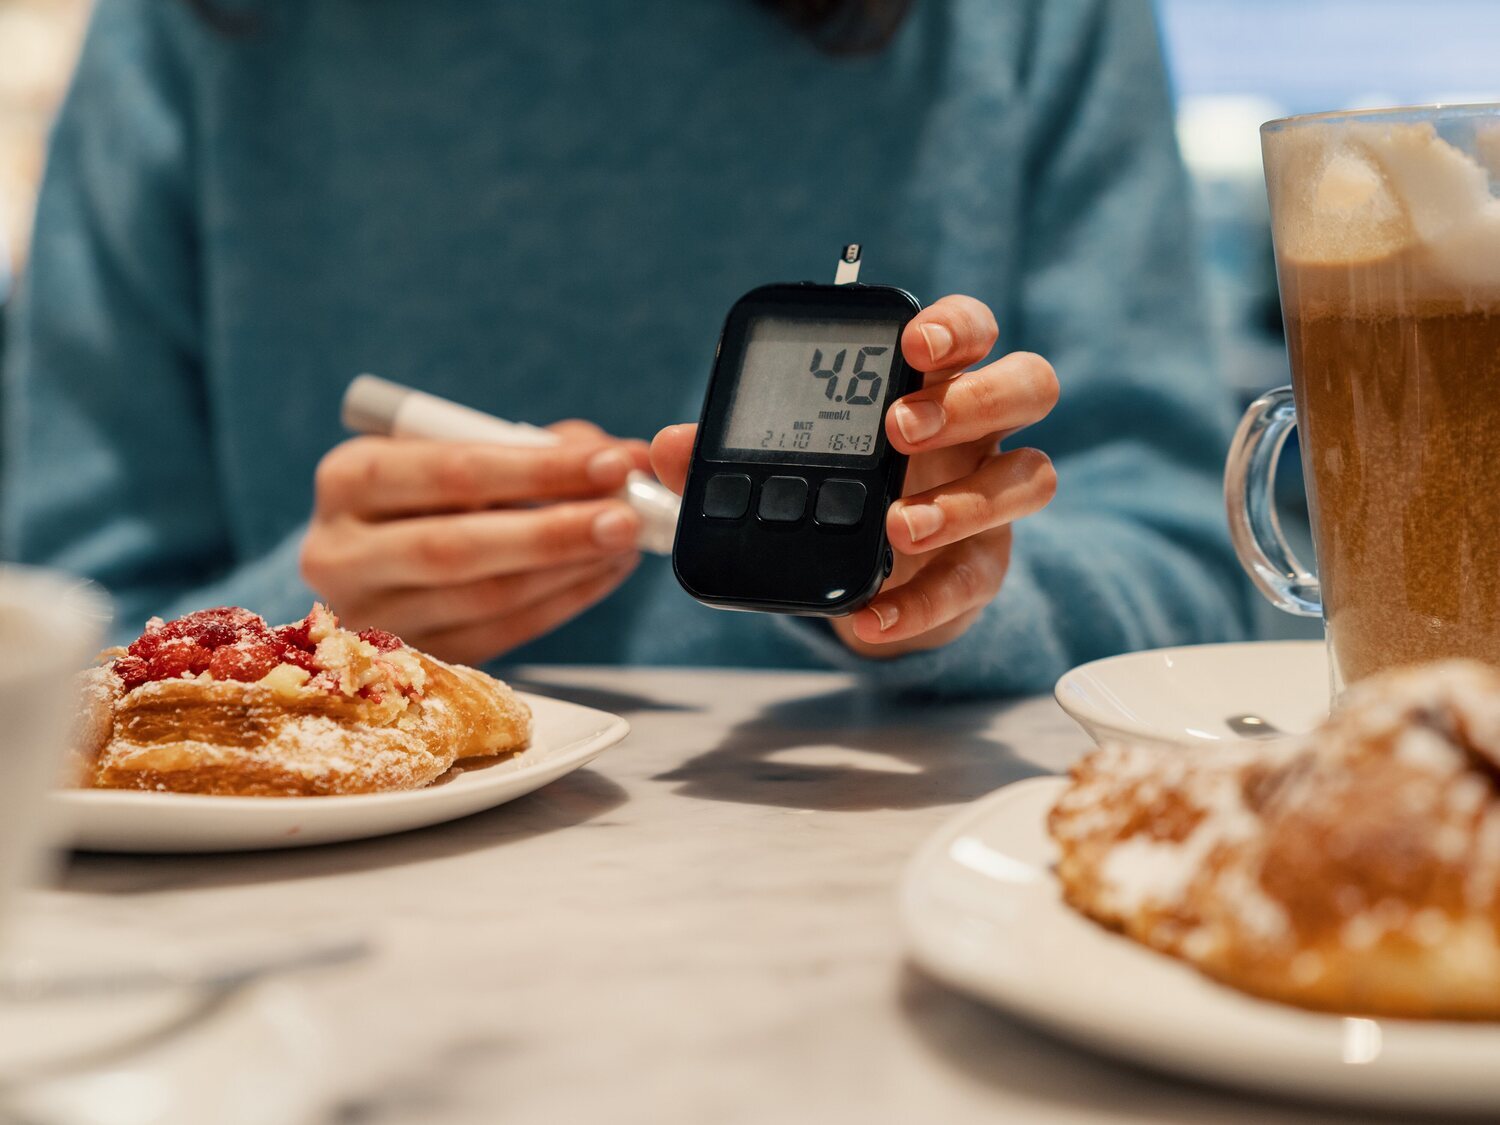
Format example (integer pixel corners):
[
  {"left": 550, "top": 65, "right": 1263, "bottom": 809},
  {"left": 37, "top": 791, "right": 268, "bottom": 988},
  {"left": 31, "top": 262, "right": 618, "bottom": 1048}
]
[{"left": 834, "top": 243, "right": 862, "bottom": 285}]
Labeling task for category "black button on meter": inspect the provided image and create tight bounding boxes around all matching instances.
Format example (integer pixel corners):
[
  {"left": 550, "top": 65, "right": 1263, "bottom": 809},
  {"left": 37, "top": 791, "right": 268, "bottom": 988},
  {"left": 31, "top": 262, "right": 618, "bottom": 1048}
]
[
  {"left": 815, "top": 479, "right": 866, "bottom": 527},
  {"left": 672, "top": 247, "right": 921, "bottom": 616},
  {"left": 702, "top": 474, "right": 751, "bottom": 520},
  {"left": 758, "top": 476, "right": 808, "bottom": 523}
]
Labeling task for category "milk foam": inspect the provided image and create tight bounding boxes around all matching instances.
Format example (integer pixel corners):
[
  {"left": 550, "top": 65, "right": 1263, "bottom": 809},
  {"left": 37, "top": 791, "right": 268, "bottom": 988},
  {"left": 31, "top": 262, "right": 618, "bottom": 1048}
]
[{"left": 1265, "top": 119, "right": 1500, "bottom": 291}]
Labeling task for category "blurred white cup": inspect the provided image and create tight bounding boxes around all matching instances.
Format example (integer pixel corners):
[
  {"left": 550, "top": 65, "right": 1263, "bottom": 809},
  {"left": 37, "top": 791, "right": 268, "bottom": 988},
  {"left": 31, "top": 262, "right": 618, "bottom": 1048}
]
[{"left": 0, "top": 567, "right": 109, "bottom": 946}]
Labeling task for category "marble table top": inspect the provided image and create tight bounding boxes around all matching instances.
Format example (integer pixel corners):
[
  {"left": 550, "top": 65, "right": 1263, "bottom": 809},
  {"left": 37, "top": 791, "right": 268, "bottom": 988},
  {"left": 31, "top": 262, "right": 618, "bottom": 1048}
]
[{"left": 12, "top": 668, "right": 1397, "bottom": 1124}]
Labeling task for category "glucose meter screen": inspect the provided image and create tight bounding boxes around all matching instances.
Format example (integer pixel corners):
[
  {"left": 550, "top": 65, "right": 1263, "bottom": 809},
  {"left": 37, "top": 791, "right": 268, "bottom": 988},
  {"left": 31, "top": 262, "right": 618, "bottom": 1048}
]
[{"left": 720, "top": 316, "right": 900, "bottom": 460}]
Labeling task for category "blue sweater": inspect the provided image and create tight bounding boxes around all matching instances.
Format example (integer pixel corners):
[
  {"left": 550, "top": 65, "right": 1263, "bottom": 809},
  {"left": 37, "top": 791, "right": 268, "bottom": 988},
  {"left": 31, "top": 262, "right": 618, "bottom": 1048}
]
[{"left": 3, "top": 0, "right": 1251, "bottom": 695}]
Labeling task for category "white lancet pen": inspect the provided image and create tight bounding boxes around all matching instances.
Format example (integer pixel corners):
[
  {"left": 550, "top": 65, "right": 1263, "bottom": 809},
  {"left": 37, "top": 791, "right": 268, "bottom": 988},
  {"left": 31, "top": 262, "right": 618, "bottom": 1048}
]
[{"left": 340, "top": 374, "right": 680, "bottom": 555}]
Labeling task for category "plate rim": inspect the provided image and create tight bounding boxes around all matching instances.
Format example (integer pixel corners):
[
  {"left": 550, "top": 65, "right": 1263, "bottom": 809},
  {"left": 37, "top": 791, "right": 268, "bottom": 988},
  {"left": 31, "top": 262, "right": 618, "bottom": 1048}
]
[
  {"left": 48, "top": 689, "right": 629, "bottom": 851},
  {"left": 3, "top": 978, "right": 329, "bottom": 1124},
  {"left": 51, "top": 690, "right": 624, "bottom": 813},
  {"left": 900, "top": 776, "right": 1500, "bottom": 1113},
  {"left": 1053, "top": 639, "right": 1328, "bottom": 746}
]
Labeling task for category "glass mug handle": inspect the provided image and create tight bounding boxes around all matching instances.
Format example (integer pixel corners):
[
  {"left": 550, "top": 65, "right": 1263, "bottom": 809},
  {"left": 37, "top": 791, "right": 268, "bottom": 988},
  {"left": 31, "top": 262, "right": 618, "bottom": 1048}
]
[{"left": 1224, "top": 386, "right": 1322, "bottom": 617}]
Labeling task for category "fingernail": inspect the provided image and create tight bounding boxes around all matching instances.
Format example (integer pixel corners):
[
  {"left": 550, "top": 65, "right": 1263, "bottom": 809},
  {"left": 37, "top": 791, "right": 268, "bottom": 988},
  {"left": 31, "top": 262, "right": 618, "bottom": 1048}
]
[
  {"left": 892, "top": 400, "right": 945, "bottom": 444},
  {"left": 587, "top": 448, "right": 632, "bottom": 487},
  {"left": 920, "top": 323, "right": 954, "bottom": 363},
  {"left": 900, "top": 502, "right": 946, "bottom": 543},
  {"left": 869, "top": 602, "right": 900, "bottom": 632},
  {"left": 592, "top": 507, "right": 638, "bottom": 549}
]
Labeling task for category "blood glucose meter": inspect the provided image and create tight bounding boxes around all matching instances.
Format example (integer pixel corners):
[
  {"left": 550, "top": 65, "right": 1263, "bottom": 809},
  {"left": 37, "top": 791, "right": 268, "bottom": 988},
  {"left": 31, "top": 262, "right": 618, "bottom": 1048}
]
[{"left": 673, "top": 247, "right": 922, "bottom": 615}]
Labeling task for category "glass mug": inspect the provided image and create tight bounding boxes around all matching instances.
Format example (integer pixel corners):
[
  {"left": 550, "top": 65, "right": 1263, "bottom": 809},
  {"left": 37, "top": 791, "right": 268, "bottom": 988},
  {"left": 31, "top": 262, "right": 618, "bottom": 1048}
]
[{"left": 1227, "top": 104, "right": 1500, "bottom": 695}]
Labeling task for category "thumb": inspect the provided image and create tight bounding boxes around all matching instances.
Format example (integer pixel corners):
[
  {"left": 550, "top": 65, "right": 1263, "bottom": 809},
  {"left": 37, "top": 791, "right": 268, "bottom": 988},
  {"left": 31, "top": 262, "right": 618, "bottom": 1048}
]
[{"left": 649, "top": 424, "right": 697, "bottom": 496}]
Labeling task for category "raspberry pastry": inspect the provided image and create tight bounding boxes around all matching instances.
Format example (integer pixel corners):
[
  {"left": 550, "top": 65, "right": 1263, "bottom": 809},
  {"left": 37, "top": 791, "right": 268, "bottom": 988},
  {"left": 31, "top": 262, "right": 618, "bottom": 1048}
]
[
  {"left": 75, "top": 605, "right": 531, "bottom": 796},
  {"left": 1050, "top": 661, "right": 1500, "bottom": 1019}
]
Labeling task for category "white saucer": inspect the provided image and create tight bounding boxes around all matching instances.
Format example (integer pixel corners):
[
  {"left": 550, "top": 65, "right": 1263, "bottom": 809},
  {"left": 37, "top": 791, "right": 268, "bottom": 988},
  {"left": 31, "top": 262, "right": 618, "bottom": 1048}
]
[
  {"left": 1054, "top": 640, "right": 1329, "bottom": 747},
  {"left": 52, "top": 691, "right": 628, "bottom": 853},
  {"left": 901, "top": 777, "right": 1500, "bottom": 1115},
  {"left": 0, "top": 980, "right": 327, "bottom": 1125}
]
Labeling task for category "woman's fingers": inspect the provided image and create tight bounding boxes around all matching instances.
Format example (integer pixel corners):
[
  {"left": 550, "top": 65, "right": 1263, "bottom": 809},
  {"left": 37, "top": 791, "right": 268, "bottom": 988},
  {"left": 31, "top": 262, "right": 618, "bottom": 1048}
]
[
  {"left": 314, "top": 436, "right": 637, "bottom": 519},
  {"left": 546, "top": 418, "right": 608, "bottom": 442},
  {"left": 649, "top": 423, "right": 697, "bottom": 495},
  {"left": 549, "top": 420, "right": 652, "bottom": 473},
  {"left": 887, "top": 447, "right": 1056, "bottom": 555},
  {"left": 886, "top": 351, "right": 1058, "bottom": 453},
  {"left": 301, "top": 421, "right": 657, "bottom": 656},
  {"left": 850, "top": 533, "right": 1012, "bottom": 646},
  {"left": 622, "top": 438, "right": 654, "bottom": 474},
  {"left": 312, "top": 499, "right": 640, "bottom": 589},
  {"left": 410, "top": 555, "right": 638, "bottom": 666},
  {"left": 339, "top": 556, "right": 635, "bottom": 636},
  {"left": 900, "top": 294, "right": 999, "bottom": 375}
]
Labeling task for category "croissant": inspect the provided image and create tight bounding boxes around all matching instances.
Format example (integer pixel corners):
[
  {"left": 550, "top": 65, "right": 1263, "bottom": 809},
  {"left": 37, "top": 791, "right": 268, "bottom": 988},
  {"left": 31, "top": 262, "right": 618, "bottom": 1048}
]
[
  {"left": 74, "top": 605, "right": 531, "bottom": 797},
  {"left": 1049, "top": 661, "right": 1500, "bottom": 1019}
]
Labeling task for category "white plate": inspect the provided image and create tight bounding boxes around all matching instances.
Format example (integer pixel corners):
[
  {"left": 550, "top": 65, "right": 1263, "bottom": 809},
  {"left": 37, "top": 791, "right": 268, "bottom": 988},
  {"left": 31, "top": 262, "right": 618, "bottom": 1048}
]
[
  {"left": 1055, "top": 640, "right": 1329, "bottom": 747},
  {"left": 51, "top": 691, "right": 628, "bottom": 853},
  {"left": 901, "top": 777, "right": 1500, "bottom": 1115},
  {"left": 1, "top": 980, "right": 327, "bottom": 1125}
]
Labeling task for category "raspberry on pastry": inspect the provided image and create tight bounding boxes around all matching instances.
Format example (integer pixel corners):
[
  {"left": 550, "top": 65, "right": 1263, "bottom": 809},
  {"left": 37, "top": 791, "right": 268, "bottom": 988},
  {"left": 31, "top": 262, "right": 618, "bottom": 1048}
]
[
  {"left": 1049, "top": 661, "right": 1500, "bottom": 1019},
  {"left": 74, "top": 605, "right": 532, "bottom": 797}
]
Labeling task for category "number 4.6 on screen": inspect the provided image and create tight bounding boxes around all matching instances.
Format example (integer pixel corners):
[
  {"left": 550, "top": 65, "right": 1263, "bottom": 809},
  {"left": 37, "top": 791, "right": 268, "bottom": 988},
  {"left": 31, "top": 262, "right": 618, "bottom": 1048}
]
[{"left": 810, "top": 346, "right": 886, "bottom": 406}]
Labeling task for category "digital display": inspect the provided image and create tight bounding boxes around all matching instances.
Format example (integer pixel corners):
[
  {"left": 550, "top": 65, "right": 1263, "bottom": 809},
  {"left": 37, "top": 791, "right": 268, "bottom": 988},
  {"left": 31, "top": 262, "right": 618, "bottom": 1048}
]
[{"left": 720, "top": 316, "right": 901, "bottom": 460}]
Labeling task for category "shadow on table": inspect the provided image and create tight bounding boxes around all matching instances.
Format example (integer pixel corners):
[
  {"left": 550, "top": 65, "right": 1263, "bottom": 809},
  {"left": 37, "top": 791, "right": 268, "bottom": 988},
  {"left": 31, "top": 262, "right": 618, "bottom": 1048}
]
[
  {"left": 655, "top": 686, "right": 1050, "bottom": 812},
  {"left": 506, "top": 673, "right": 697, "bottom": 717},
  {"left": 898, "top": 966, "right": 1479, "bottom": 1125},
  {"left": 58, "top": 767, "right": 628, "bottom": 896}
]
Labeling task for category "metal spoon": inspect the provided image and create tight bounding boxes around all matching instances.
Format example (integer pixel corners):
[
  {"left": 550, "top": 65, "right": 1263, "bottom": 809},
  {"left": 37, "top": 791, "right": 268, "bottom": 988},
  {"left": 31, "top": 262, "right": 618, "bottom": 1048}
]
[{"left": 1225, "top": 713, "right": 1286, "bottom": 740}]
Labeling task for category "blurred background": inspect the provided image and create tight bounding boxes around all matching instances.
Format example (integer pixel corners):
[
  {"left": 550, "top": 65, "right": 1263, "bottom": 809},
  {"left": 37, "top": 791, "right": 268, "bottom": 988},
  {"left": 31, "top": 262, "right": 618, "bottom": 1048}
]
[
  {"left": 2, "top": 0, "right": 1497, "bottom": 639},
  {"left": 0, "top": 0, "right": 88, "bottom": 324}
]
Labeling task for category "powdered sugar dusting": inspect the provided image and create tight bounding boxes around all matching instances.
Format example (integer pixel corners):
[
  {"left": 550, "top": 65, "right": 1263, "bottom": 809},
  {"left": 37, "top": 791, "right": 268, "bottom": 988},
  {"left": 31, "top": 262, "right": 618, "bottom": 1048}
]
[
  {"left": 1094, "top": 763, "right": 1259, "bottom": 917},
  {"left": 1050, "top": 659, "right": 1500, "bottom": 1018}
]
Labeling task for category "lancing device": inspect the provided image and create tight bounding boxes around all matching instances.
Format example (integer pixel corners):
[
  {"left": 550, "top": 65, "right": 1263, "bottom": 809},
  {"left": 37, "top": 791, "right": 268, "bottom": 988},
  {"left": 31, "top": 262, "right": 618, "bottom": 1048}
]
[{"left": 341, "top": 374, "right": 680, "bottom": 555}]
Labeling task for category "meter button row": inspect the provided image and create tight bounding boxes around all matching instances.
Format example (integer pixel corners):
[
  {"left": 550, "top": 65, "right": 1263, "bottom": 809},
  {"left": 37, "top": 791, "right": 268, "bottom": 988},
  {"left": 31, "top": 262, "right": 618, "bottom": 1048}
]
[
  {"left": 815, "top": 479, "right": 866, "bottom": 527},
  {"left": 702, "top": 474, "right": 752, "bottom": 520},
  {"left": 758, "top": 476, "right": 808, "bottom": 523},
  {"left": 705, "top": 474, "right": 865, "bottom": 527}
]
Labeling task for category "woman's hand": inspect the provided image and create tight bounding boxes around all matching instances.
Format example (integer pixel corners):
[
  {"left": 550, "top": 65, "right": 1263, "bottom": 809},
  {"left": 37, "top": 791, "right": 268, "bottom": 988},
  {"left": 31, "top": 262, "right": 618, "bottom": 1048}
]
[
  {"left": 301, "top": 422, "right": 650, "bottom": 665},
  {"left": 651, "top": 295, "right": 1058, "bottom": 658}
]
